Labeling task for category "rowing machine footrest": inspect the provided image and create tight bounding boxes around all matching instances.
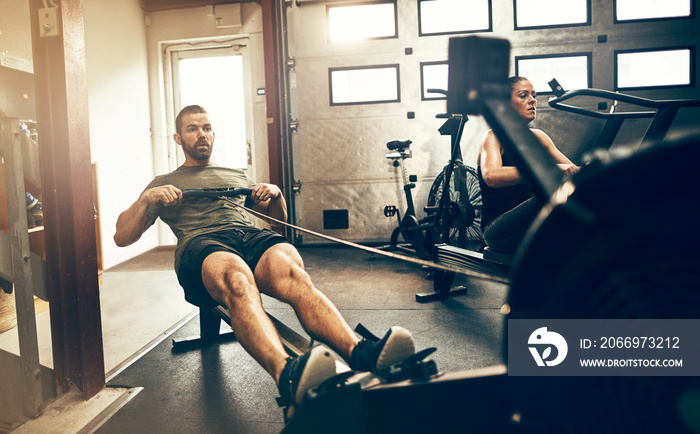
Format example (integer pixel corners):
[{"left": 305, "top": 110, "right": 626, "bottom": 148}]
[
  {"left": 384, "top": 347, "right": 438, "bottom": 383},
  {"left": 283, "top": 373, "right": 364, "bottom": 434}
]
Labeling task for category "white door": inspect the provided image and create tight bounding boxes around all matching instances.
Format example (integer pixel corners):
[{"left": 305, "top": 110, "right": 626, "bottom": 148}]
[{"left": 169, "top": 44, "right": 253, "bottom": 171}]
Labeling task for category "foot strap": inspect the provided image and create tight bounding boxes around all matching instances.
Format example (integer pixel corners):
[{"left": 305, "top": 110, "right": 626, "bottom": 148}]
[
  {"left": 354, "top": 323, "right": 380, "bottom": 342},
  {"left": 276, "top": 356, "right": 295, "bottom": 408}
]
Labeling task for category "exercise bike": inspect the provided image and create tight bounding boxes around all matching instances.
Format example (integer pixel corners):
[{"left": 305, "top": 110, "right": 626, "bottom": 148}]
[
  {"left": 425, "top": 111, "right": 483, "bottom": 252},
  {"left": 382, "top": 91, "right": 484, "bottom": 259},
  {"left": 380, "top": 138, "right": 434, "bottom": 259}
]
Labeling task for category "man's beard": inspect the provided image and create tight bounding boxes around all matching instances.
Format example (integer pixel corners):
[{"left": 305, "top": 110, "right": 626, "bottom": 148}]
[{"left": 183, "top": 140, "right": 212, "bottom": 161}]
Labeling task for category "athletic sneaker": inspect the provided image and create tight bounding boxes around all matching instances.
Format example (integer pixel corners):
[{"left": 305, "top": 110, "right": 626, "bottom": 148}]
[
  {"left": 277, "top": 345, "right": 337, "bottom": 420},
  {"left": 349, "top": 324, "right": 415, "bottom": 375}
]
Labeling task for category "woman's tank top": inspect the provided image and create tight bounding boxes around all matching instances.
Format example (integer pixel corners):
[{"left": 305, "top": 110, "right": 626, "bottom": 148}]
[{"left": 477, "top": 150, "right": 532, "bottom": 230}]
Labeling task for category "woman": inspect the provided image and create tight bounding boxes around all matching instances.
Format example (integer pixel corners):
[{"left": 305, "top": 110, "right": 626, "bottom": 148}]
[{"left": 477, "top": 76, "right": 578, "bottom": 254}]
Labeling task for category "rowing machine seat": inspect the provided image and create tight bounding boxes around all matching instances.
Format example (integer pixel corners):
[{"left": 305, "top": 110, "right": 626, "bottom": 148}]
[{"left": 482, "top": 247, "right": 515, "bottom": 267}]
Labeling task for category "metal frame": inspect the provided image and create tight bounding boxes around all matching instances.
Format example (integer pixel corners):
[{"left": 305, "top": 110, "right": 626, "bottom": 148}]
[
  {"left": 548, "top": 86, "right": 700, "bottom": 152},
  {"left": 172, "top": 305, "right": 311, "bottom": 357}
]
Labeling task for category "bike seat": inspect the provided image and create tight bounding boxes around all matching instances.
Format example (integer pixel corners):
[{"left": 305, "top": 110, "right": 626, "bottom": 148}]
[{"left": 387, "top": 139, "right": 412, "bottom": 151}]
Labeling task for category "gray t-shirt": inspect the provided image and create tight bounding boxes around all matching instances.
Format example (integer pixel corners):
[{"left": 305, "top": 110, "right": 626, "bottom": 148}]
[{"left": 144, "top": 164, "right": 257, "bottom": 270}]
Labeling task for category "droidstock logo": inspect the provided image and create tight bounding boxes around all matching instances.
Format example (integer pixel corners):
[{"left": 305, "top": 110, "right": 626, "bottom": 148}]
[{"left": 528, "top": 327, "right": 568, "bottom": 367}]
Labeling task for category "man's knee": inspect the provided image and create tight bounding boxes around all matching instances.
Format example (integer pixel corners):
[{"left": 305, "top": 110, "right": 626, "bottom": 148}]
[
  {"left": 202, "top": 252, "right": 257, "bottom": 301},
  {"left": 258, "top": 244, "right": 302, "bottom": 273},
  {"left": 286, "top": 261, "right": 314, "bottom": 287},
  {"left": 257, "top": 246, "right": 315, "bottom": 295},
  {"left": 223, "top": 269, "right": 255, "bottom": 293},
  {"left": 266, "top": 258, "right": 310, "bottom": 286}
]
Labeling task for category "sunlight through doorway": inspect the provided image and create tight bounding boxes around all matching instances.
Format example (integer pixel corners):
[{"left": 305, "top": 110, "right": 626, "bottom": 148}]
[{"left": 174, "top": 48, "right": 250, "bottom": 170}]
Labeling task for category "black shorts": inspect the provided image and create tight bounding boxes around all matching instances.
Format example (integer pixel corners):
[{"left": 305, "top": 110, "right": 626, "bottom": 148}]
[{"left": 177, "top": 227, "right": 290, "bottom": 308}]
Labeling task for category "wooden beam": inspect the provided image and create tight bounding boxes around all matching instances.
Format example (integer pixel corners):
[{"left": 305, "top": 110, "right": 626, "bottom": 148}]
[
  {"left": 0, "top": 118, "right": 43, "bottom": 417},
  {"left": 141, "top": 0, "right": 258, "bottom": 13},
  {"left": 261, "top": 0, "right": 283, "bottom": 188},
  {"left": 29, "top": 0, "right": 105, "bottom": 399},
  {"left": 0, "top": 230, "right": 49, "bottom": 300}
]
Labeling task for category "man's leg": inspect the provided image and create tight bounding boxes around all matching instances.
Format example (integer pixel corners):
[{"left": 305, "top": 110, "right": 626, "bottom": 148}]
[
  {"left": 254, "top": 243, "right": 359, "bottom": 360},
  {"left": 201, "top": 251, "right": 291, "bottom": 380},
  {"left": 254, "top": 243, "right": 415, "bottom": 374},
  {"left": 182, "top": 240, "right": 335, "bottom": 422},
  {"left": 201, "top": 250, "right": 337, "bottom": 416}
]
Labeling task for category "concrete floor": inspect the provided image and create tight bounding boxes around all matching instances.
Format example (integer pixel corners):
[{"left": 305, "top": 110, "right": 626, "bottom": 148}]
[
  {"left": 1, "top": 245, "right": 509, "bottom": 433},
  {"left": 0, "top": 246, "right": 197, "bottom": 432},
  {"left": 94, "top": 245, "right": 509, "bottom": 433},
  {"left": 0, "top": 261, "right": 197, "bottom": 378}
]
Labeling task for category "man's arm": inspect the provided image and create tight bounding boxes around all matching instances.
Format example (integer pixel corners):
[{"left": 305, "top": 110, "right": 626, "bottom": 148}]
[
  {"left": 114, "top": 185, "right": 182, "bottom": 247},
  {"left": 250, "top": 183, "right": 288, "bottom": 223}
]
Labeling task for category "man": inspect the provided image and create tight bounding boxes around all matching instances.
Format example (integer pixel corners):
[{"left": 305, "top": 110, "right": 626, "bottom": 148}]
[{"left": 114, "top": 105, "right": 415, "bottom": 419}]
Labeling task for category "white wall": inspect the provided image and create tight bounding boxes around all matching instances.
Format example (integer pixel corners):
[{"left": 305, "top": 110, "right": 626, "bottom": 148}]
[
  {"left": 0, "top": 0, "right": 32, "bottom": 71},
  {"left": 83, "top": 0, "right": 157, "bottom": 269}
]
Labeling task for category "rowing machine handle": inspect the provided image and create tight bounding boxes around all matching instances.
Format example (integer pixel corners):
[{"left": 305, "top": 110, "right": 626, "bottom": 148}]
[{"left": 181, "top": 187, "right": 254, "bottom": 198}]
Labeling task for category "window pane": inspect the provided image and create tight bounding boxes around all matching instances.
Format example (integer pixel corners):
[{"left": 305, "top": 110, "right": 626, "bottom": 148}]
[
  {"left": 328, "top": 2, "right": 396, "bottom": 41},
  {"left": 419, "top": 0, "right": 491, "bottom": 35},
  {"left": 421, "top": 62, "right": 449, "bottom": 100},
  {"left": 330, "top": 65, "right": 400, "bottom": 105},
  {"left": 515, "top": 0, "right": 589, "bottom": 28},
  {"left": 616, "top": 49, "right": 692, "bottom": 89},
  {"left": 615, "top": 0, "right": 691, "bottom": 21},
  {"left": 516, "top": 55, "right": 590, "bottom": 93}
]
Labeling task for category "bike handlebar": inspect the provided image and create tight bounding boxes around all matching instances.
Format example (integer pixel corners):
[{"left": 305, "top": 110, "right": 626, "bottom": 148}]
[
  {"left": 181, "top": 187, "right": 253, "bottom": 198},
  {"left": 547, "top": 87, "right": 700, "bottom": 120},
  {"left": 427, "top": 88, "right": 448, "bottom": 96}
]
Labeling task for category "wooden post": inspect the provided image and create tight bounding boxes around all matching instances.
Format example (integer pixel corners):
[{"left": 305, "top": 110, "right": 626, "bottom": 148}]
[
  {"left": 29, "top": 0, "right": 105, "bottom": 399},
  {"left": 0, "top": 118, "right": 43, "bottom": 417},
  {"left": 261, "top": 0, "right": 283, "bottom": 188}
]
